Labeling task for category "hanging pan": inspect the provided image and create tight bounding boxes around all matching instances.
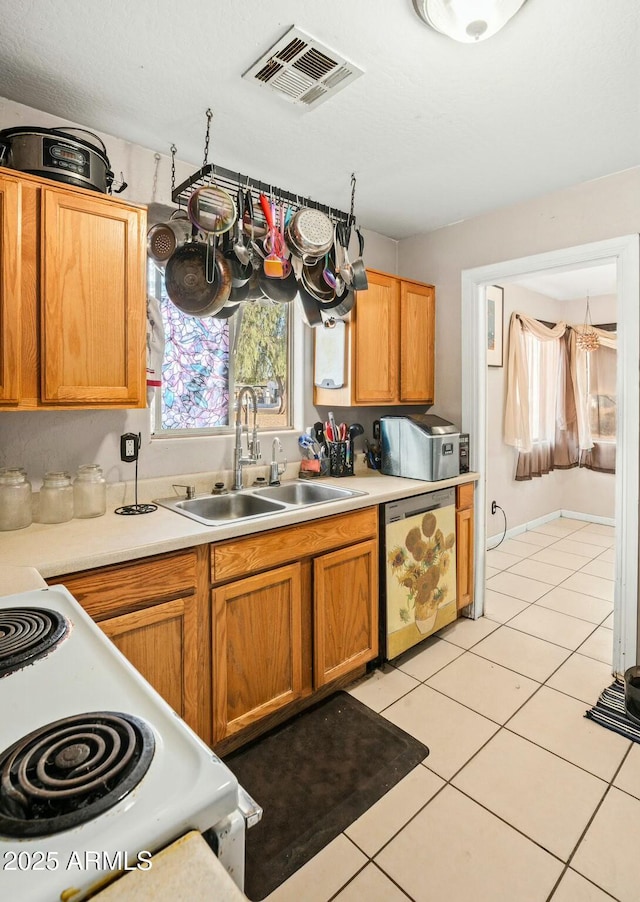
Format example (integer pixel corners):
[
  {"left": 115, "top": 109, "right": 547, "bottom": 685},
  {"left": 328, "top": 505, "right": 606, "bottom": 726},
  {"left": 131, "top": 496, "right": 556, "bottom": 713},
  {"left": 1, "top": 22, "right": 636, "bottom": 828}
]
[
  {"left": 165, "top": 241, "right": 231, "bottom": 317},
  {"left": 350, "top": 226, "right": 368, "bottom": 291}
]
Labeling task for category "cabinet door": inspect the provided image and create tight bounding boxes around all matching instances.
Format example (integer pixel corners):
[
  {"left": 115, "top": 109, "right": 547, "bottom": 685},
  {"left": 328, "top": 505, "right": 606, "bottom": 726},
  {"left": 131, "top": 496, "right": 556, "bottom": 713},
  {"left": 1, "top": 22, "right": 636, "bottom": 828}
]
[
  {"left": 400, "top": 280, "right": 435, "bottom": 403},
  {"left": 99, "top": 596, "right": 199, "bottom": 733},
  {"left": 456, "top": 506, "right": 474, "bottom": 610},
  {"left": 314, "top": 539, "right": 378, "bottom": 687},
  {"left": 0, "top": 175, "right": 21, "bottom": 403},
  {"left": 213, "top": 563, "right": 304, "bottom": 743},
  {"left": 353, "top": 271, "right": 399, "bottom": 402},
  {"left": 40, "top": 188, "right": 145, "bottom": 406}
]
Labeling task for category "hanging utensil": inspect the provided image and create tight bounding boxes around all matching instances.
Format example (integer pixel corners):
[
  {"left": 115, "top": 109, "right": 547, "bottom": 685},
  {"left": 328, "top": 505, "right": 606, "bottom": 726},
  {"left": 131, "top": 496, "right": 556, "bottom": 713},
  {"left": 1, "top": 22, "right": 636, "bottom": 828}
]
[
  {"left": 233, "top": 187, "right": 252, "bottom": 267},
  {"left": 259, "top": 194, "right": 284, "bottom": 278},
  {"left": 188, "top": 182, "right": 236, "bottom": 235}
]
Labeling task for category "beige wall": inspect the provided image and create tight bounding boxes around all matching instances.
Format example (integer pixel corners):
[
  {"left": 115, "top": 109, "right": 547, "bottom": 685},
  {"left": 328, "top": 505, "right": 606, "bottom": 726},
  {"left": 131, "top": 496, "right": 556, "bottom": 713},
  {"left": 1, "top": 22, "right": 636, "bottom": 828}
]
[
  {"left": 487, "top": 287, "right": 617, "bottom": 535},
  {"left": 398, "top": 167, "right": 639, "bottom": 429}
]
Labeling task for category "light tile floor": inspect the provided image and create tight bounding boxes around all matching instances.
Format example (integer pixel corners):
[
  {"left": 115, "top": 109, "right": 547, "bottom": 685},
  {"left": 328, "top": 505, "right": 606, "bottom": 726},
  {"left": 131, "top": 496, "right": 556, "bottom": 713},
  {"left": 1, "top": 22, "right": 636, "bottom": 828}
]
[{"left": 266, "top": 517, "right": 639, "bottom": 902}]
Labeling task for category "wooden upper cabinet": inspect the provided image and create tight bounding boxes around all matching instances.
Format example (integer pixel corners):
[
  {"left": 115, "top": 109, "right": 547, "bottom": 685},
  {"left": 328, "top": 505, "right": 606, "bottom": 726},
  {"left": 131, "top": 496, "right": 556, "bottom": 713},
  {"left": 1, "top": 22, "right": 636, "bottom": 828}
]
[
  {"left": 314, "top": 268, "right": 435, "bottom": 407},
  {"left": 41, "top": 188, "right": 145, "bottom": 405},
  {"left": 400, "top": 280, "right": 435, "bottom": 402},
  {"left": 0, "top": 167, "right": 146, "bottom": 409},
  {"left": 354, "top": 271, "right": 399, "bottom": 403},
  {"left": 0, "top": 175, "right": 21, "bottom": 403}
]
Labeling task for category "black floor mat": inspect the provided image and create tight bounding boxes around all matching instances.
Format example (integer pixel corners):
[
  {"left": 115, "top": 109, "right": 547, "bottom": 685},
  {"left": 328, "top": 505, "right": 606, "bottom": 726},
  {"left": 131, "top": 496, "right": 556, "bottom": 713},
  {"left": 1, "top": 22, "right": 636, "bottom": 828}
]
[{"left": 226, "top": 690, "right": 429, "bottom": 900}]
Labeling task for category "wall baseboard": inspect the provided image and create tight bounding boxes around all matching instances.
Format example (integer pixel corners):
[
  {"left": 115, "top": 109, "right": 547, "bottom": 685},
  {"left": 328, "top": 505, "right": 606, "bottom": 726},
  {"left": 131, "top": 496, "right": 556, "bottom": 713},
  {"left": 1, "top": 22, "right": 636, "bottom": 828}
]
[
  {"left": 487, "top": 508, "right": 613, "bottom": 547},
  {"left": 561, "top": 509, "right": 615, "bottom": 527}
]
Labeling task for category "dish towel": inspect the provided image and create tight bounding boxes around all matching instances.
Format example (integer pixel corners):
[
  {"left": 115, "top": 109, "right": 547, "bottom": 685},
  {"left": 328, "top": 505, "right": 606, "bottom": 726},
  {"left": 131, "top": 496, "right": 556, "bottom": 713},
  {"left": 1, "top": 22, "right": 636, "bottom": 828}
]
[{"left": 146, "top": 294, "right": 165, "bottom": 404}]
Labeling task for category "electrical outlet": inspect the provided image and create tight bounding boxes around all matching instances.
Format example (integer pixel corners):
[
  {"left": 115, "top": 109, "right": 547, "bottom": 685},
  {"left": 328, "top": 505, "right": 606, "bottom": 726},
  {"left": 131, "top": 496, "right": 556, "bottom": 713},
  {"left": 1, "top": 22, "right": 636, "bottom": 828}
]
[
  {"left": 491, "top": 500, "right": 497, "bottom": 515},
  {"left": 120, "top": 433, "right": 139, "bottom": 463}
]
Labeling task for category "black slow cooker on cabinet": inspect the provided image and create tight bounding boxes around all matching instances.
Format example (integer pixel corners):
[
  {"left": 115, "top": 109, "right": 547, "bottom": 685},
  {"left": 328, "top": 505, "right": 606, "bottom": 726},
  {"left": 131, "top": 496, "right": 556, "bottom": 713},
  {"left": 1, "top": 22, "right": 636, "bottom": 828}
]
[{"left": 0, "top": 126, "right": 118, "bottom": 194}]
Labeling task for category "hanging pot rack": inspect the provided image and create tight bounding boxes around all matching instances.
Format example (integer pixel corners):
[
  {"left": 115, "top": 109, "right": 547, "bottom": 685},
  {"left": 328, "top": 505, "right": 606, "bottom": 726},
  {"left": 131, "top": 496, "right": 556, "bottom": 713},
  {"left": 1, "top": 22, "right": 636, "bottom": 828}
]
[{"left": 171, "top": 162, "right": 352, "bottom": 231}]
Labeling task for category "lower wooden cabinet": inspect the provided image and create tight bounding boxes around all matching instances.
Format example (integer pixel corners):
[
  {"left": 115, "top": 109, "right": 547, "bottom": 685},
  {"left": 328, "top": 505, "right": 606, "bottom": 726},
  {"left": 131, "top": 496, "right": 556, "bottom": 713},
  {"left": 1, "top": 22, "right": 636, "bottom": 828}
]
[
  {"left": 210, "top": 508, "right": 379, "bottom": 746},
  {"left": 99, "top": 596, "right": 199, "bottom": 733},
  {"left": 314, "top": 540, "right": 378, "bottom": 687},
  {"left": 46, "top": 548, "right": 207, "bottom": 740},
  {"left": 213, "top": 563, "right": 305, "bottom": 741},
  {"left": 456, "top": 483, "right": 475, "bottom": 610}
]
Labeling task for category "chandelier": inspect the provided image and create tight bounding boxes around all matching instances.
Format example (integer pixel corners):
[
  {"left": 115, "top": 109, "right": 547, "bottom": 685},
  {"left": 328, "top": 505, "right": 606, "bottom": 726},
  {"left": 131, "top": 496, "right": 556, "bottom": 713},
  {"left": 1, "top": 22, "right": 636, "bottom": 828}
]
[{"left": 576, "top": 294, "right": 600, "bottom": 352}]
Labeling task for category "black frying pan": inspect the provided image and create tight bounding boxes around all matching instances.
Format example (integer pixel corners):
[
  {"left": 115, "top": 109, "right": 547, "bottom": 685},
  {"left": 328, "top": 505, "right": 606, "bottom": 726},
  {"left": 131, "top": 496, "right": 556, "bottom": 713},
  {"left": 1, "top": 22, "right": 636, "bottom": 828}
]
[{"left": 165, "top": 241, "right": 229, "bottom": 317}]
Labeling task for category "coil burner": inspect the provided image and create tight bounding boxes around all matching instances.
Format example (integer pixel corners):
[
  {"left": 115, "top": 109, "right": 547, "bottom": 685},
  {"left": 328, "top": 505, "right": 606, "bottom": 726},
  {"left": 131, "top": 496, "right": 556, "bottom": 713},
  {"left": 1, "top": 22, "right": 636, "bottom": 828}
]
[
  {"left": 0, "top": 711, "right": 155, "bottom": 836},
  {"left": 0, "top": 608, "right": 69, "bottom": 677}
]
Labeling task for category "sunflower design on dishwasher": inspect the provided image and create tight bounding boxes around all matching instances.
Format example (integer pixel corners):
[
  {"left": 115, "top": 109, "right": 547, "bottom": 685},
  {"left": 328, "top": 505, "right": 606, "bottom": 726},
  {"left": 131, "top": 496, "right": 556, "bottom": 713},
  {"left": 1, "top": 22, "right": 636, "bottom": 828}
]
[{"left": 390, "top": 511, "right": 455, "bottom": 631}]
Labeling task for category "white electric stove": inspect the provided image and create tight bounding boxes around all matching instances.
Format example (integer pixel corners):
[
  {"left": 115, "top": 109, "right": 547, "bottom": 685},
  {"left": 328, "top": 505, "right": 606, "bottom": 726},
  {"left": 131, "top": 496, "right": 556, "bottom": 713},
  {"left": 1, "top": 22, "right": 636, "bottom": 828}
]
[{"left": 0, "top": 585, "right": 259, "bottom": 901}]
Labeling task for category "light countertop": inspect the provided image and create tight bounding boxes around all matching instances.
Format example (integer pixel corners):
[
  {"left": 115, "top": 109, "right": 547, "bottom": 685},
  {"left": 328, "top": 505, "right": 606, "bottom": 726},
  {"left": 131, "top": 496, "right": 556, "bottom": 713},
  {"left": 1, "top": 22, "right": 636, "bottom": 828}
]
[
  {"left": 0, "top": 469, "right": 478, "bottom": 579},
  {"left": 94, "top": 832, "right": 246, "bottom": 901}
]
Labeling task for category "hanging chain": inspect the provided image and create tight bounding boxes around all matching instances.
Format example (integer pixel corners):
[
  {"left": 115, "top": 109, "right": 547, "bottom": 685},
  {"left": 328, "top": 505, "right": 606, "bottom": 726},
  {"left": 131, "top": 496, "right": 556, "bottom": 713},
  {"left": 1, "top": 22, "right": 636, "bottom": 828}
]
[
  {"left": 203, "top": 108, "right": 213, "bottom": 168},
  {"left": 349, "top": 172, "right": 357, "bottom": 228},
  {"left": 151, "top": 153, "right": 160, "bottom": 202},
  {"left": 170, "top": 144, "right": 177, "bottom": 194}
]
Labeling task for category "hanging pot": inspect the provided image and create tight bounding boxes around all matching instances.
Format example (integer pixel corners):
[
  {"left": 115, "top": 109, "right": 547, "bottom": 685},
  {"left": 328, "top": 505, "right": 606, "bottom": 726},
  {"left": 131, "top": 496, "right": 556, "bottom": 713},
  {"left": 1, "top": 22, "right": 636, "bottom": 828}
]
[
  {"left": 165, "top": 241, "right": 230, "bottom": 317},
  {"left": 259, "top": 262, "right": 298, "bottom": 303},
  {"left": 285, "top": 207, "right": 334, "bottom": 262},
  {"left": 212, "top": 298, "right": 241, "bottom": 319},
  {"left": 147, "top": 210, "right": 193, "bottom": 265},
  {"left": 297, "top": 281, "right": 323, "bottom": 327}
]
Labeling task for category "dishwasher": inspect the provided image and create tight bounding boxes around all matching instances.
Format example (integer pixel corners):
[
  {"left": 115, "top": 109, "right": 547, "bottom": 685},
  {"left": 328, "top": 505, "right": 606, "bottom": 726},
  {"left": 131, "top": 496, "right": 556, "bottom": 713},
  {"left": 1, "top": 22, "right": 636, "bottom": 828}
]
[{"left": 382, "top": 488, "right": 457, "bottom": 661}]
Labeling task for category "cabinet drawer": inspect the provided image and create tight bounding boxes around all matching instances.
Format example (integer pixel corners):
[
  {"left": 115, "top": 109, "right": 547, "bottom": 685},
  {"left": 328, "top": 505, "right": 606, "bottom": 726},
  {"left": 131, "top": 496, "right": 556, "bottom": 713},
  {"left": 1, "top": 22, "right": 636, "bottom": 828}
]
[
  {"left": 212, "top": 507, "right": 378, "bottom": 583},
  {"left": 49, "top": 550, "right": 197, "bottom": 620},
  {"left": 456, "top": 482, "right": 474, "bottom": 510}
]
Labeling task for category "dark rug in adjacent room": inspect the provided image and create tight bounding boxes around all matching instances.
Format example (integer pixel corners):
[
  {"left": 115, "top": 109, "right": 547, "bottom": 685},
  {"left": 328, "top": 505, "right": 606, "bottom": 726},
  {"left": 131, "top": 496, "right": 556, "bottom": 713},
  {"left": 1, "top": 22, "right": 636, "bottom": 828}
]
[
  {"left": 585, "top": 679, "right": 640, "bottom": 743},
  {"left": 226, "top": 691, "right": 429, "bottom": 901}
]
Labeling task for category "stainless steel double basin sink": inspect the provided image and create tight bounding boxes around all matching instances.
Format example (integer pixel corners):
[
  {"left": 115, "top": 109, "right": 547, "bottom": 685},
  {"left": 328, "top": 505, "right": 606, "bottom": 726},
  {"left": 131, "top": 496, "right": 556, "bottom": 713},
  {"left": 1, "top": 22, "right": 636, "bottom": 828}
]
[{"left": 155, "top": 481, "right": 366, "bottom": 528}]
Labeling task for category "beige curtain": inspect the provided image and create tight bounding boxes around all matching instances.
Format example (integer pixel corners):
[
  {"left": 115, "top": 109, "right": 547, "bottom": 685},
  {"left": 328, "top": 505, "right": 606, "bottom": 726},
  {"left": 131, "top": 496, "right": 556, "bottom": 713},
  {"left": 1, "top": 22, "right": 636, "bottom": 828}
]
[{"left": 503, "top": 313, "right": 579, "bottom": 480}]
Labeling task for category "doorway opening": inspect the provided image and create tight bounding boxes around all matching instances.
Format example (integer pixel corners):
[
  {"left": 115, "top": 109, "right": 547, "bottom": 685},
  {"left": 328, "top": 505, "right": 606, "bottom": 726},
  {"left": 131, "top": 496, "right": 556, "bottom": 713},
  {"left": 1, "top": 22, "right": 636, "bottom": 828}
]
[{"left": 461, "top": 236, "right": 639, "bottom": 676}]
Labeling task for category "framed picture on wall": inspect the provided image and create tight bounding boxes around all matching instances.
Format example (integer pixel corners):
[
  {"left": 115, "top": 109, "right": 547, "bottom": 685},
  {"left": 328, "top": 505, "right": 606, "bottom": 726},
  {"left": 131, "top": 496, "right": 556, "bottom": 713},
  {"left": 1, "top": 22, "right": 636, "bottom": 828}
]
[{"left": 487, "top": 285, "right": 504, "bottom": 367}]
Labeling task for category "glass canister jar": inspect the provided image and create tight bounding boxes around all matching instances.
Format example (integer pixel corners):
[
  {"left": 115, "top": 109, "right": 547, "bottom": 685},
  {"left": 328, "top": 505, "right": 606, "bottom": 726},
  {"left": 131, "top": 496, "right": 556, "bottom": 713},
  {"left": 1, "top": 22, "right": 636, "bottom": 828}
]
[
  {"left": 73, "top": 464, "right": 107, "bottom": 518},
  {"left": 39, "top": 471, "right": 74, "bottom": 524},
  {"left": 0, "top": 467, "right": 33, "bottom": 530}
]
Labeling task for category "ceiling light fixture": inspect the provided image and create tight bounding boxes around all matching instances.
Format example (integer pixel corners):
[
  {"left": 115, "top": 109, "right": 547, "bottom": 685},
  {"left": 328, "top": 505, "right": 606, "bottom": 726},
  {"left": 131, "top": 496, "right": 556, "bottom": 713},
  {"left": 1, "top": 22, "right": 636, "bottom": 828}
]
[
  {"left": 412, "top": 0, "right": 528, "bottom": 43},
  {"left": 576, "top": 293, "right": 600, "bottom": 352}
]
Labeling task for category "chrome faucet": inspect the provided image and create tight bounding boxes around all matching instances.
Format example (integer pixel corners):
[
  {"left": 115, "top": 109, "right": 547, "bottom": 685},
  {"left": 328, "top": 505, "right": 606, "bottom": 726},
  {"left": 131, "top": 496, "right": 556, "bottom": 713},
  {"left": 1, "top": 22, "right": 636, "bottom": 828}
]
[
  {"left": 233, "top": 386, "right": 261, "bottom": 490},
  {"left": 269, "top": 437, "right": 287, "bottom": 486}
]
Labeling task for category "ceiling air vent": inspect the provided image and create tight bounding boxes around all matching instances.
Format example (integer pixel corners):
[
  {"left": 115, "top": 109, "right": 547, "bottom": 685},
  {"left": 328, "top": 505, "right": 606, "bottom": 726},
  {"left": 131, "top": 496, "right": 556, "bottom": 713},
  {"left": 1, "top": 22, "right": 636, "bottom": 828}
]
[{"left": 243, "top": 26, "right": 363, "bottom": 108}]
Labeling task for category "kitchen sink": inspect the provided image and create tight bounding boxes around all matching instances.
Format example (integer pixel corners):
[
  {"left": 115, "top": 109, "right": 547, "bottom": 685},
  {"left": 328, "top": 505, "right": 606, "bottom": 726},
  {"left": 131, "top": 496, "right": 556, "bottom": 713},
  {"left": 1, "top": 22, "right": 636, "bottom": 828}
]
[
  {"left": 253, "top": 482, "right": 362, "bottom": 506},
  {"left": 155, "top": 492, "right": 287, "bottom": 527},
  {"left": 155, "top": 481, "right": 366, "bottom": 527}
]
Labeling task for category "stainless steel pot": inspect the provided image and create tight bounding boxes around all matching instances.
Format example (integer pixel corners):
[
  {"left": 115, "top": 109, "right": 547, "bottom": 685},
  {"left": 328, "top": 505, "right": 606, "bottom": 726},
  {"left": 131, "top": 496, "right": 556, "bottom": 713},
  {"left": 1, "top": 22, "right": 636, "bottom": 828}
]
[
  {"left": 147, "top": 211, "right": 193, "bottom": 265},
  {"left": 285, "top": 208, "right": 334, "bottom": 262}
]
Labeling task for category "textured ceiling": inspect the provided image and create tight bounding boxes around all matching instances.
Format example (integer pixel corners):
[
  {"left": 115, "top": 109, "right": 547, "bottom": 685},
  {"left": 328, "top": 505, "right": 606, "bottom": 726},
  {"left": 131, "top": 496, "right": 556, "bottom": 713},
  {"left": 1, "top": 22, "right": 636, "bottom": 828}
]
[
  {"left": 512, "top": 263, "right": 617, "bottom": 301},
  {"left": 0, "top": 0, "right": 638, "bottom": 238}
]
